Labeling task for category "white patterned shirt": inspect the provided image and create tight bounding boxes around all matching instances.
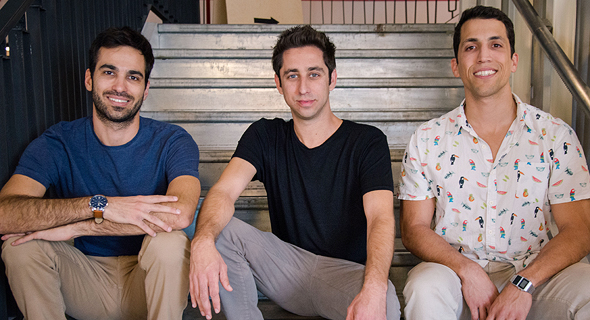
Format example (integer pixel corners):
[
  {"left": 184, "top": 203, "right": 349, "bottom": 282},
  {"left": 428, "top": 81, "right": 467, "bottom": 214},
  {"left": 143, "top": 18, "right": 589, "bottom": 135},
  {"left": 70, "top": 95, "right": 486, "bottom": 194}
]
[{"left": 398, "top": 94, "right": 590, "bottom": 272}]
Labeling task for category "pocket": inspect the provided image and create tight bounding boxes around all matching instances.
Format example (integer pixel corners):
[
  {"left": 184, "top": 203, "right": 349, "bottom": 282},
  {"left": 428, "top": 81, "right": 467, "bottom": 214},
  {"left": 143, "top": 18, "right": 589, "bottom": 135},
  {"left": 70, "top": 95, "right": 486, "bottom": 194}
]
[{"left": 514, "top": 162, "right": 550, "bottom": 204}]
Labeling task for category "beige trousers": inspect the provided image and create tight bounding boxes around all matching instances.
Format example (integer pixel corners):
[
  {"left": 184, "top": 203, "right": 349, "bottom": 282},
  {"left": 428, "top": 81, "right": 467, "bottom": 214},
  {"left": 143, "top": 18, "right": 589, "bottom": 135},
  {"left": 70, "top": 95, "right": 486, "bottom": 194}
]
[
  {"left": 403, "top": 261, "right": 590, "bottom": 320},
  {"left": 1, "top": 231, "right": 190, "bottom": 320}
]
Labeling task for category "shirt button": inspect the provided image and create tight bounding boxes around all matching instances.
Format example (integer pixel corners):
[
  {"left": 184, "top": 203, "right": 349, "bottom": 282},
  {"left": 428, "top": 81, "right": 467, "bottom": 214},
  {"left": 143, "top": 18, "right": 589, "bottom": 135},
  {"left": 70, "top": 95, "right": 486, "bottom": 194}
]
[
  {"left": 488, "top": 230, "right": 493, "bottom": 234},
  {"left": 489, "top": 201, "right": 495, "bottom": 206}
]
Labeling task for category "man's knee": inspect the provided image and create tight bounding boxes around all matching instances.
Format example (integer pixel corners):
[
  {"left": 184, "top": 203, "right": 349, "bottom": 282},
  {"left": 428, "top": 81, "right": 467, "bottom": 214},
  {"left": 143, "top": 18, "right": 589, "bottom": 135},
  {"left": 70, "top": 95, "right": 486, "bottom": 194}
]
[
  {"left": 139, "top": 231, "right": 190, "bottom": 268},
  {"left": 404, "top": 262, "right": 462, "bottom": 302},
  {"left": 216, "top": 217, "right": 259, "bottom": 254},
  {"left": 2, "top": 239, "right": 49, "bottom": 271}
]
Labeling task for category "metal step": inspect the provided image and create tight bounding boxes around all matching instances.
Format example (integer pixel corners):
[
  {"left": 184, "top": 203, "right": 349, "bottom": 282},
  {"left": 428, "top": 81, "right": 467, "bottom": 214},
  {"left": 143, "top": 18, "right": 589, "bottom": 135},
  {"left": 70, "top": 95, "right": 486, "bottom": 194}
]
[
  {"left": 142, "top": 86, "right": 463, "bottom": 113},
  {"left": 147, "top": 77, "right": 463, "bottom": 89},
  {"left": 150, "top": 57, "right": 455, "bottom": 79},
  {"left": 153, "top": 24, "right": 454, "bottom": 50},
  {"left": 153, "top": 48, "right": 455, "bottom": 59}
]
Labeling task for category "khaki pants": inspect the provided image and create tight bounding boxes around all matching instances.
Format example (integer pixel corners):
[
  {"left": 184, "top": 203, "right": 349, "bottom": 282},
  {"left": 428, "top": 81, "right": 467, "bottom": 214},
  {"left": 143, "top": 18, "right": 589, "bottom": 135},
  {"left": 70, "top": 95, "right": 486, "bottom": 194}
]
[
  {"left": 1, "top": 231, "right": 190, "bottom": 320},
  {"left": 403, "top": 261, "right": 590, "bottom": 320}
]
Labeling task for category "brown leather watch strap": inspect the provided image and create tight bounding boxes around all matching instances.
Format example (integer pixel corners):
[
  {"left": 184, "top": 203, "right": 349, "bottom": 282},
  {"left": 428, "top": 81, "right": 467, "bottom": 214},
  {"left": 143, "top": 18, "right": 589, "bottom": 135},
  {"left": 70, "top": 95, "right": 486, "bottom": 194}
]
[{"left": 93, "top": 210, "right": 104, "bottom": 224}]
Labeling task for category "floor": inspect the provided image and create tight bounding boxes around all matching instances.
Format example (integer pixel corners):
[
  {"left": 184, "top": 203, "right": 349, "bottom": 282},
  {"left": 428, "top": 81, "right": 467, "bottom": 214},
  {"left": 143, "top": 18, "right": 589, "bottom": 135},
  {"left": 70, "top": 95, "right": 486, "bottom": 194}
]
[{"left": 182, "top": 300, "right": 325, "bottom": 319}]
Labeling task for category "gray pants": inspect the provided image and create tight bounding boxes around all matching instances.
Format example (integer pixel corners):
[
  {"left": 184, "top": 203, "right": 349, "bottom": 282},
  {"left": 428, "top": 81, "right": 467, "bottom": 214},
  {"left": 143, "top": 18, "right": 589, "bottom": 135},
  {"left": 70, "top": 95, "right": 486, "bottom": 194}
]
[
  {"left": 216, "top": 217, "right": 401, "bottom": 320},
  {"left": 404, "top": 261, "right": 590, "bottom": 320}
]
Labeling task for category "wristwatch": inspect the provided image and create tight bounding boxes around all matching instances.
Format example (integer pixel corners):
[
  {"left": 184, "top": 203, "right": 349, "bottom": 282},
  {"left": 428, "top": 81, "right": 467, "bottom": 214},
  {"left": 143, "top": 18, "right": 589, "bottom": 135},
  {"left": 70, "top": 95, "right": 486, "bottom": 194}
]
[
  {"left": 510, "top": 275, "right": 535, "bottom": 294},
  {"left": 89, "top": 195, "right": 108, "bottom": 224}
]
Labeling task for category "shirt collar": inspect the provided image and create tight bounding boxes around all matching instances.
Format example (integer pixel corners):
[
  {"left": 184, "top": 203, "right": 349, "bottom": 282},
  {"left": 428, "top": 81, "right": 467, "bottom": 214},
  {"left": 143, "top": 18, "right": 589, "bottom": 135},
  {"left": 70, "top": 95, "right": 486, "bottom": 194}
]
[{"left": 454, "top": 94, "right": 533, "bottom": 136}]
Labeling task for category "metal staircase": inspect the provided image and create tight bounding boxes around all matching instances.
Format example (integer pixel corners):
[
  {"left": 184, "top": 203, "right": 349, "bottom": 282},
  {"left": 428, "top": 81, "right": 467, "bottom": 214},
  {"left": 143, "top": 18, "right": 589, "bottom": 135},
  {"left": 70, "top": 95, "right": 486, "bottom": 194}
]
[
  {"left": 143, "top": 23, "right": 464, "bottom": 318},
  {"left": 143, "top": 23, "right": 463, "bottom": 192}
]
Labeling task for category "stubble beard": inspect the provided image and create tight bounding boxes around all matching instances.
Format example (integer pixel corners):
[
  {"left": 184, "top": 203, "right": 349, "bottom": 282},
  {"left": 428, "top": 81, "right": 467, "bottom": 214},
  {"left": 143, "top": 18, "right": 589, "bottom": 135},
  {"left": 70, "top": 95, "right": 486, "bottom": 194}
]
[{"left": 93, "top": 88, "right": 143, "bottom": 128}]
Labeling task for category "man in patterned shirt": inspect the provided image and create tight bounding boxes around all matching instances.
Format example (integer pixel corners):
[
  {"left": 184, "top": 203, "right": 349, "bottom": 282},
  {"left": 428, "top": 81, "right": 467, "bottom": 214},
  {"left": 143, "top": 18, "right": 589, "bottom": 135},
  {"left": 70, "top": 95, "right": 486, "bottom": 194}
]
[{"left": 398, "top": 5, "right": 590, "bottom": 320}]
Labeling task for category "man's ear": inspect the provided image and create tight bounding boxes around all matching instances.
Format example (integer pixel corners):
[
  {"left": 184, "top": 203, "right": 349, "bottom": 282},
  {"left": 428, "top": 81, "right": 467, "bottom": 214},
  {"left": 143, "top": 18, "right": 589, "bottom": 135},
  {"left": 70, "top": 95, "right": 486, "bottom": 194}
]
[
  {"left": 329, "top": 69, "right": 337, "bottom": 91},
  {"left": 84, "top": 69, "right": 93, "bottom": 91},
  {"left": 511, "top": 53, "right": 519, "bottom": 73},
  {"left": 451, "top": 58, "right": 460, "bottom": 78},
  {"left": 143, "top": 80, "right": 150, "bottom": 101},
  {"left": 274, "top": 74, "right": 283, "bottom": 95}
]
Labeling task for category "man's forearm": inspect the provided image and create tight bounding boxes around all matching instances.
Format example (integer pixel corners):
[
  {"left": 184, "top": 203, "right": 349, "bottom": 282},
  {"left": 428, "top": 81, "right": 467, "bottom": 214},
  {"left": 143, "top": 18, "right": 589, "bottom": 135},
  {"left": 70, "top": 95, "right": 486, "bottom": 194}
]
[
  {"left": 0, "top": 195, "right": 90, "bottom": 234},
  {"left": 363, "top": 215, "right": 395, "bottom": 290},
  {"left": 74, "top": 219, "right": 164, "bottom": 236},
  {"left": 402, "top": 225, "right": 479, "bottom": 278},
  {"left": 518, "top": 225, "right": 590, "bottom": 286},
  {"left": 192, "top": 188, "right": 236, "bottom": 244},
  {"left": 519, "top": 200, "right": 590, "bottom": 287}
]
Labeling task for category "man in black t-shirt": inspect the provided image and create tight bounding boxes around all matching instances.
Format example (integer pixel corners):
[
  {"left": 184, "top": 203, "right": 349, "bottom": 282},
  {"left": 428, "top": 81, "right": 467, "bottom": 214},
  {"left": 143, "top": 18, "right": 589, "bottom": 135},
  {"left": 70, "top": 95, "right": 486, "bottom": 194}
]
[{"left": 189, "top": 25, "right": 401, "bottom": 320}]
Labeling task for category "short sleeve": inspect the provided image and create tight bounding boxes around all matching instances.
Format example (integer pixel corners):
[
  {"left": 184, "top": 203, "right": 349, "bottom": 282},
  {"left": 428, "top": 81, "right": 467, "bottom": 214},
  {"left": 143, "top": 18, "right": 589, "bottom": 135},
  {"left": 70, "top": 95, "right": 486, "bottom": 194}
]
[
  {"left": 232, "top": 119, "right": 267, "bottom": 180},
  {"left": 398, "top": 129, "right": 435, "bottom": 200},
  {"left": 14, "top": 129, "right": 64, "bottom": 189},
  {"left": 547, "top": 124, "right": 590, "bottom": 204},
  {"left": 165, "top": 128, "right": 200, "bottom": 183},
  {"left": 358, "top": 129, "right": 394, "bottom": 194}
]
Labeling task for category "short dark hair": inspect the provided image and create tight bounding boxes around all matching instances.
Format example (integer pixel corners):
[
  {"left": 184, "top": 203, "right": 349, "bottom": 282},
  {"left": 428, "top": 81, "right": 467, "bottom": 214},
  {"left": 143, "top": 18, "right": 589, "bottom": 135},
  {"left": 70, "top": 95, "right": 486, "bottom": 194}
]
[
  {"left": 89, "top": 26, "right": 155, "bottom": 83},
  {"left": 453, "top": 5, "right": 515, "bottom": 60},
  {"left": 272, "top": 25, "right": 336, "bottom": 85}
]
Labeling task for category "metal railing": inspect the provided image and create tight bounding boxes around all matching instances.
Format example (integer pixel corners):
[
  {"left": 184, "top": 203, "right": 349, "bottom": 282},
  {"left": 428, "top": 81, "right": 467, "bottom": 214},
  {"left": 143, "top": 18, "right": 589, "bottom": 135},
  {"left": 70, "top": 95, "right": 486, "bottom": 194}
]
[
  {"left": 302, "top": 0, "right": 460, "bottom": 24},
  {"left": 510, "top": 0, "right": 590, "bottom": 165},
  {"left": 198, "top": 0, "right": 460, "bottom": 25},
  {"left": 0, "top": 1, "right": 199, "bottom": 317}
]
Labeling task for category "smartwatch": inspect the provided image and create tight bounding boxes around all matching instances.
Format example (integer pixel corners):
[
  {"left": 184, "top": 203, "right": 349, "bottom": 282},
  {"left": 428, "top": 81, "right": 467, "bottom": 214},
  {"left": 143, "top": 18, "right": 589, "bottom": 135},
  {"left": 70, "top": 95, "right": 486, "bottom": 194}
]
[
  {"left": 89, "top": 195, "right": 108, "bottom": 224},
  {"left": 510, "top": 275, "right": 535, "bottom": 294}
]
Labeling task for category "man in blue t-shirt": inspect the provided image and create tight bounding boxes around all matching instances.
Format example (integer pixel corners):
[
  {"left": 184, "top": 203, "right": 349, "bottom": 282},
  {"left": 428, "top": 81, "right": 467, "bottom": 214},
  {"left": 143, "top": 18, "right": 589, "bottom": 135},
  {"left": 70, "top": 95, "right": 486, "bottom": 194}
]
[
  {"left": 189, "top": 25, "right": 400, "bottom": 320},
  {"left": 0, "top": 27, "right": 201, "bottom": 319}
]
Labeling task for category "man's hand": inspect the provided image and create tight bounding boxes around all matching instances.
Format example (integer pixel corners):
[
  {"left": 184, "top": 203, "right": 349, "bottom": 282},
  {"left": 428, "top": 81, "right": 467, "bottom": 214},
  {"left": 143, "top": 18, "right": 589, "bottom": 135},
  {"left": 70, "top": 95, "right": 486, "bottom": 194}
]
[
  {"left": 345, "top": 283, "right": 387, "bottom": 320},
  {"left": 460, "top": 263, "right": 499, "bottom": 320},
  {"left": 2, "top": 223, "right": 78, "bottom": 246},
  {"left": 105, "top": 195, "right": 181, "bottom": 236},
  {"left": 189, "top": 238, "right": 233, "bottom": 320},
  {"left": 486, "top": 283, "right": 531, "bottom": 320}
]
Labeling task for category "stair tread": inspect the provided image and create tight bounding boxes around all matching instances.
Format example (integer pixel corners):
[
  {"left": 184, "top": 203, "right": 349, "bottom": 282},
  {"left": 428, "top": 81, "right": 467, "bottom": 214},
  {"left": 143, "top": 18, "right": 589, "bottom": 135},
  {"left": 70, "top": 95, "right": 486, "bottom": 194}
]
[
  {"left": 153, "top": 48, "right": 455, "bottom": 59},
  {"left": 147, "top": 78, "right": 463, "bottom": 88},
  {"left": 159, "top": 23, "right": 456, "bottom": 34}
]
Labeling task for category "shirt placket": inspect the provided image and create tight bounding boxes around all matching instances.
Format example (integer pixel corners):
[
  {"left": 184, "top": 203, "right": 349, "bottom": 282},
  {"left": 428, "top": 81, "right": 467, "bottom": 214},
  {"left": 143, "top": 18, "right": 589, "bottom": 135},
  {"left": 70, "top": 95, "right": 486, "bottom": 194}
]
[{"left": 477, "top": 140, "right": 497, "bottom": 256}]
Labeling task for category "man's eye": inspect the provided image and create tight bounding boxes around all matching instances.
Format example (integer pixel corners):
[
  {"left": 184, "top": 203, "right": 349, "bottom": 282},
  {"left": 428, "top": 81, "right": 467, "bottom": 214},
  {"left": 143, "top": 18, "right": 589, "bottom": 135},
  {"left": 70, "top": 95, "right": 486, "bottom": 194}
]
[
  {"left": 288, "top": 74, "right": 297, "bottom": 79},
  {"left": 310, "top": 73, "right": 319, "bottom": 78}
]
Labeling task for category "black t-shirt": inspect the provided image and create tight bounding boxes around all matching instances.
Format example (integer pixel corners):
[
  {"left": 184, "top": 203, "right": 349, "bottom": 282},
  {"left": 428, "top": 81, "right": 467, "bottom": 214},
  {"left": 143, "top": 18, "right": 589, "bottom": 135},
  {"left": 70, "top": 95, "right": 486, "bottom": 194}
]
[{"left": 233, "top": 118, "right": 393, "bottom": 264}]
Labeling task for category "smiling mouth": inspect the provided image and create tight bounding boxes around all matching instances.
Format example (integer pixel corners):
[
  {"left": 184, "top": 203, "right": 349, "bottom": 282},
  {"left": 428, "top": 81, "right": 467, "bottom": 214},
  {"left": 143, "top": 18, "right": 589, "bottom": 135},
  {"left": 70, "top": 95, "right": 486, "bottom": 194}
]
[
  {"left": 474, "top": 70, "right": 497, "bottom": 76},
  {"left": 108, "top": 97, "right": 130, "bottom": 103}
]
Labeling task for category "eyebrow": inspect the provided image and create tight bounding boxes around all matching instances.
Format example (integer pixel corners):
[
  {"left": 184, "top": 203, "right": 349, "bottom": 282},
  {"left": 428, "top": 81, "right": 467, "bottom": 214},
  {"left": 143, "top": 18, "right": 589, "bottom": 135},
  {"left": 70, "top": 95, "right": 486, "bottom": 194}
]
[
  {"left": 98, "top": 64, "right": 144, "bottom": 78},
  {"left": 282, "top": 66, "right": 325, "bottom": 76},
  {"left": 464, "top": 35, "right": 504, "bottom": 43}
]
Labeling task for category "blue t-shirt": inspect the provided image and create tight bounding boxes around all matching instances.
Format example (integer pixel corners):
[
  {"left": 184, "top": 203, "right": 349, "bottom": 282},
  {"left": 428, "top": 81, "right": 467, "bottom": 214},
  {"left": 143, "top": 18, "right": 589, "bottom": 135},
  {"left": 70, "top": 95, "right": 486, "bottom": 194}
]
[{"left": 14, "top": 116, "right": 200, "bottom": 257}]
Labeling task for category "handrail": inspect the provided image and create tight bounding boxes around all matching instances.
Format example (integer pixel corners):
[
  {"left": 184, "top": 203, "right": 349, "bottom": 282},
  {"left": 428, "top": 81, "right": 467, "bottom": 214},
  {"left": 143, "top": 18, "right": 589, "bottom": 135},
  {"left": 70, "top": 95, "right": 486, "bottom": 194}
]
[
  {"left": 511, "top": 0, "right": 590, "bottom": 120},
  {"left": 0, "top": 0, "right": 35, "bottom": 42}
]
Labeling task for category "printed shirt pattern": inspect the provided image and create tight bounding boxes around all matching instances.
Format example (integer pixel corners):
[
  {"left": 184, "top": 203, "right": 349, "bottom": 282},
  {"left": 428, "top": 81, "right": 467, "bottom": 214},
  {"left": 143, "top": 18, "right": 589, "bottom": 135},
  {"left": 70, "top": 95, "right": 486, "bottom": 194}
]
[{"left": 398, "top": 94, "right": 590, "bottom": 272}]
